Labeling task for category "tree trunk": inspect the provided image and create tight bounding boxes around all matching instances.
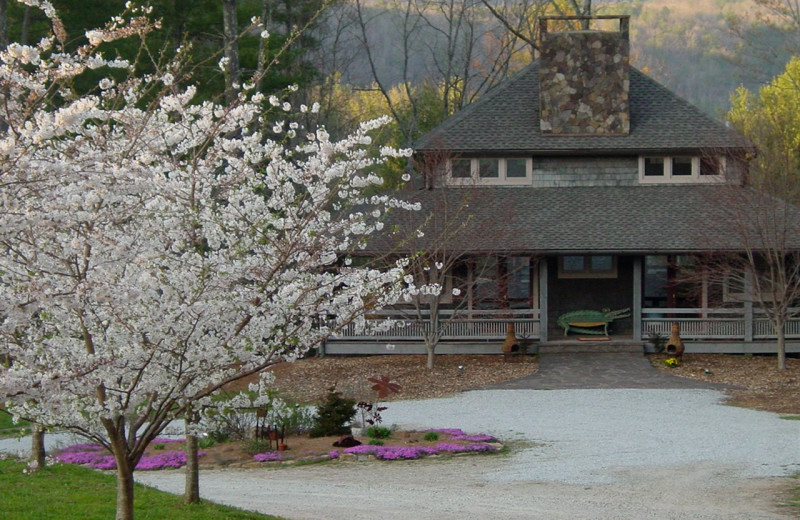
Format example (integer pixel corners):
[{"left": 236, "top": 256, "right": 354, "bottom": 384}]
[
  {"left": 222, "top": 0, "right": 240, "bottom": 105},
  {"left": 426, "top": 343, "right": 435, "bottom": 370},
  {"left": 0, "top": 0, "right": 8, "bottom": 50},
  {"left": 255, "top": 0, "right": 271, "bottom": 92},
  {"left": 20, "top": 6, "right": 30, "bottom": 45},
  {"left": 184, "top": 429, "right": 200, "bottom": 504},
  {"left": 776, "top": 317, "right": 787, "bottom": 370},
  {"left": 114, "top": 456, "right": 135, "bottom": 520},
  {"left": 28, "top": 425, "right": 46, "bottom": 471}
]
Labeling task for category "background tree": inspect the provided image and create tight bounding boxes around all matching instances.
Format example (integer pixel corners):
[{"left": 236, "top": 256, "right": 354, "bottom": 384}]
[
  {"left": 0, "top": 3, "right": 413, "bottom": 519},
  {"left": 726, "top": 0, "right": 800, "bottom": 85},
  {"left": 689, "top": 55, "right": 800, "bottom": 371},
  {"left": 692, "top": 184, "right": 800, "bottom": 370},
  {"left": 348, "top": 0, "right": 528, "bottom": 183},
  {"left": 728, "top": 55, "right": 800, "bottom": 191},
  {"left": 377, "top": 151, "right": 523, "bottom": 369}
]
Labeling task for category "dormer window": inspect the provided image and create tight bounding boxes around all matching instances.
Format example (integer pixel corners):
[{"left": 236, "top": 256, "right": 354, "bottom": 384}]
[
  {"left": 448, "top": 158, "right": 532, "bottom": 185},
  {"left": 639, "top": 156, "right": 724, "bottom": 183}
]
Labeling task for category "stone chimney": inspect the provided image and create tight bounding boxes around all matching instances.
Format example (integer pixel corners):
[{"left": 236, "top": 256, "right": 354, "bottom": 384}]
[{"left": 539, "top": 16, "right": 630, "bottom": 135}]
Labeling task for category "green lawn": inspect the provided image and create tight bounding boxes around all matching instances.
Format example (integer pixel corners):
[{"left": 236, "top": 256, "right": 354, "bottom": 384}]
[{"left": 0, "top": 459, "right": 283, "bottom": 520}]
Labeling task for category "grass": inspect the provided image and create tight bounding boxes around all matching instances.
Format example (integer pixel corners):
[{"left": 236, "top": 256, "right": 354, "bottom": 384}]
[
  {"left": 786, "top": 475, "right": 800, "bottom": 512},
  {"left": 0, "top": 411, "right": 29, "bottom": 438},
  {"left": 0, "top": 458, "right": 283, "bottom": 520},
  {"left": 780, "top": 415, "right": 800, "bottom": 421}
]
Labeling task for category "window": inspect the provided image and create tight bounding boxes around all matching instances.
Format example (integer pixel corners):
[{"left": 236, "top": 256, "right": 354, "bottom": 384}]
[
  {"left": 478, "top": 159, "right": 499, "bottom": 179},
  {"left": 448, "top": 158, "right": 532, "bottom": 185},
  {"left": 451, "top": 158, "right": 471, "bottom": 179},
  {"left": 639, "top": 156, "right": 724, "bottom": 183},
  {"left": 506, "top": 256, "right": 532, "bottom": 308},
  {"left": 558, "top": 255, "right": 618, "bottom": 279},
  {"left": 506, "top": 158, "right": 528, "bottom": 178},
  {"left": 643, "top": 157, "right": 665, "bottom": 177},
  {"left": 672, "top": 157, "right": 693, "bottom": 176},
  {"left": 700, "top": 156, "right": 720, "bottom": 176}
]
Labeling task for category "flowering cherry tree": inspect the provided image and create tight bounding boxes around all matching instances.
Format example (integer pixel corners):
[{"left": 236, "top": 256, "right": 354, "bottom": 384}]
[{"left": 0, "top": 2, "right": 413, "bottom": 519}]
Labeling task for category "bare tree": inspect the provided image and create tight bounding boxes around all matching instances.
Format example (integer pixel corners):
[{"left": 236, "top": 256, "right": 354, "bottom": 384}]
[
  {"left": 480, "top": 0, "right": 593, "bottom": 51},
  {"left": 382, "top": 151, "right": 527, "bottom": 369},
  {"left": 726, "top": 0, "right": 800, "bottom": 84},
  {"left": 693, "top": 180, "right": 800, "bottom": 370},
  {"left": 352, "top": 0, "right": 528, "bottom": 158},
  {"left": 222, "top": 0, "right": 241, "bottom": 104}
]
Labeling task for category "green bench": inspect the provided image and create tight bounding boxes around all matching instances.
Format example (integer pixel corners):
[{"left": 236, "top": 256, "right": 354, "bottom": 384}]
[{"left": 557, "top": 308, "right": 631, "bottom": 336}]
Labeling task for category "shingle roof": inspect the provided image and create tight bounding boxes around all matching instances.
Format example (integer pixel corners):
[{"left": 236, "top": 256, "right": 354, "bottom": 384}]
[
  {"left": 415, "top": 63, "right": 749, "bottom": 154},
  {"left": 374, "top": 185, "right": 800, "bottom": 254}
]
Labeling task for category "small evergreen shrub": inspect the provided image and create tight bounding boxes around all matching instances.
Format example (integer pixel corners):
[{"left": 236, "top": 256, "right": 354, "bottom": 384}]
[
  {"left": 309, "top": 388, "right": 356, "bottom": 438},
  {"left": 367, "top": 439, "right": 384, "bottom": 446},
  {"left": 198, "top": 436, "right": 217, "bottom": 449},
  {"left": 243, "top": 438, "right": 273, "bottom": 456},
  {"left": 423, "top": 432, "right": 439, "bottom": 442},
  {"left": 366, "top": 426, "right": 392, "bottom": 439}
]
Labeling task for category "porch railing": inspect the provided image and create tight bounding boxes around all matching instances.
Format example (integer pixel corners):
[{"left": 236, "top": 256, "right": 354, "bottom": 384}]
[
  {"left": 641, "top": 308, "right": 800, "bottom": 340},
  {"left": 330, "top": 309, "right": 541, "bottom": 341}
]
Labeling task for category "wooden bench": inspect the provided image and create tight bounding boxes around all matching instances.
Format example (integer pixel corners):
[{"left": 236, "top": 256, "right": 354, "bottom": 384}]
[{"left": 557, "top": 309, "right": 631, "bottom": 336}]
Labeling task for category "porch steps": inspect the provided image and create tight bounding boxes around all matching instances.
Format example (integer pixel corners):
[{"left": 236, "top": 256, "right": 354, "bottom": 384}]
[{"left": 538, "top": 341, "right": 644, "bottom": 354}]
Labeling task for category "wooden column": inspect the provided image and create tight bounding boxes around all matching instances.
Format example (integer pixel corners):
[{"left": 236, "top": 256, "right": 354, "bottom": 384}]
[
  {"left": 744, "top": 270, "right": 754, "bottom": 342},
  {"left": 538, "top": 259, "right": 549, "bottom": 342},
  {"left": 632, "top": 256, "right": 642, "bottom": 341}
]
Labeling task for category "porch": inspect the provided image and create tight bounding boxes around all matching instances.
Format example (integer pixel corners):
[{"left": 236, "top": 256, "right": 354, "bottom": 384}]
[
  {"left": 323, "top": 254, "right": 800, "bottom": 356},
  {"left": 323, "top": 307, "right": 800, "bottom": 355}
]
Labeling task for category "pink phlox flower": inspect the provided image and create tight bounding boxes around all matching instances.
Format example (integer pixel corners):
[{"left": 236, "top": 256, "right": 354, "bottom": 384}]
[
  {"left": 151, "top": 437, "right": 184, "bottom": 444},
  {"left": 253, "top": 451, "right": 283, "bottom": 462},
  {"left": 59, "top": 443, "right": 103, "bottom": 453}
]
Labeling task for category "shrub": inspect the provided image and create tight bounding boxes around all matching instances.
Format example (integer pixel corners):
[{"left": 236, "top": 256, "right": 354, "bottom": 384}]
[
  {"left": 242, "top": 438, "right": 273, "bottom": 456},
  {"left": 153, "top": 443, "right": 166, "bottom": 451},
  {"left": 309, "top": 388, "right": 356, "bottom": 438},
  {"left": 198, "top": 436, "right": 217, "bottom": 449},
  {"left": 648, "top": 331, "right": 666, "bottom": 353},
  {"left": 422, "top": 432, "right": 439, "bottom": 441},
  {"left": 282, "top": 404, "right": 315, "bottom": 436},
  {"left": 367, "top": 439, "right": 384, "bottom": 446},
  {"left": 366, "top": 426, "right": 392, "bottom": 439}
]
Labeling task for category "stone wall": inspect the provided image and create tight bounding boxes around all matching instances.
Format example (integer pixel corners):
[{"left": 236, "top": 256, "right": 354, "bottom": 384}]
[{"left": 539, "top": 30, "right": 630, "bottom": 135}]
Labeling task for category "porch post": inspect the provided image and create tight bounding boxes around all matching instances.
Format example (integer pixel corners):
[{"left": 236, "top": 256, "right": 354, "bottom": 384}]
[
  {"left": 744, "top": 270, "right": 754, "bottom": 342},
  {"left": 632, "top": 256, "right": 642, "bottom": 341},
  {"left": 538, "top": 259, "right": 548, "bottom": 342}
]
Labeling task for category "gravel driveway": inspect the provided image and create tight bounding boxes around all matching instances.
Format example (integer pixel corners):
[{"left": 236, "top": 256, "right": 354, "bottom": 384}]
[{"left": 136, "top": 388, "right": 800, "bottom": 519}]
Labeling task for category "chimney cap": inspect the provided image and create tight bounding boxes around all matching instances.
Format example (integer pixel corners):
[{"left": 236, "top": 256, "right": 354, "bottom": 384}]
[{"left": 539, "top": 15, "right": 630, "bottom": 42}]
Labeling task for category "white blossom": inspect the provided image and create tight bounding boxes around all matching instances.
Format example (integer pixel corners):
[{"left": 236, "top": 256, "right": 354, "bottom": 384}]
[{"left": 0, "top": 3, "right": 418, "bottom": 515}]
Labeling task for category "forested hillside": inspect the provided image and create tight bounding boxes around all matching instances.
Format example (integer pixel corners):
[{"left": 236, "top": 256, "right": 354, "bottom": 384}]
[
  {"left": 616, "top": 0, "right": 796, "bottom": 117},
  {"left": 0, "top": 0, "right": 794, "bottom": 138}
]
